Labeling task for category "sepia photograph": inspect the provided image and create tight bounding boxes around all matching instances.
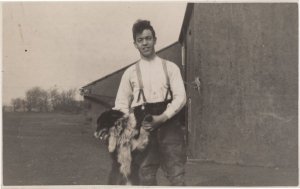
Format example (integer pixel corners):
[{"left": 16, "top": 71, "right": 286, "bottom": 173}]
[{"left": 2, "top": 1, "right": 298, "bottom": 187}]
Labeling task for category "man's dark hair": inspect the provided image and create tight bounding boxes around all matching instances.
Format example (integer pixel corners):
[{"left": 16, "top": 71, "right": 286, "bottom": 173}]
[{"left": 132, "top": 20, "right": 156, "bottom": 41}]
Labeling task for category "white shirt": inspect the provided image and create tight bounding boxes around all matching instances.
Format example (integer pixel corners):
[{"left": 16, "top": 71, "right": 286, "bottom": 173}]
[{"left": 114, "top": 55, "right": 186, "bottom": 119}]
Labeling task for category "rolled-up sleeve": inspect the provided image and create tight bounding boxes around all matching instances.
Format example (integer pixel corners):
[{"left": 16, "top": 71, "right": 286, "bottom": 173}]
[
  {"left": 163, "top": 64, "right": 187, "bottom": 119},
  {"left": 114, "top": 69, "right": 133, "bottom": 115}
]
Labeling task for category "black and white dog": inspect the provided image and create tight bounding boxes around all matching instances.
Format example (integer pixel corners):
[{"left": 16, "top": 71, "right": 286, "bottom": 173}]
[{"left": 94, "top": 109, "right": 151, "bottom": 185}]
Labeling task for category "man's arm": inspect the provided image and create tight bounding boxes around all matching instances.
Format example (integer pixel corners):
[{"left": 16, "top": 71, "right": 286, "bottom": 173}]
[
  {"left": 162, "top": 63, "right": 187, "bottom": 119},
  {"left": 114, "top": 69, "right": 133, "bottom": 115}
]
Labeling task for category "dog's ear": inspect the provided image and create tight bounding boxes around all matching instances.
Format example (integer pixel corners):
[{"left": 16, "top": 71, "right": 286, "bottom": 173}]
[
  {"left": 96, "top": 110, "right": 112, "bottom": 132},
  {"left": 96, "top": 109, "right": 125, "bottom": 132},
  {"left": 109, "top": 110, "right": 125, "bottom": 120}
]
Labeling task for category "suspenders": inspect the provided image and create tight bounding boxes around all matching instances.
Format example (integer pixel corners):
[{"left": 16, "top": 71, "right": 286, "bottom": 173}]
[
  {"left": 136, "top": 61, "right": 147, "bottom": 104},
  {"left": 135, "top": 59, "right": 173, "bottom": 107},
  {"left": 162, "top": 60, "right": 173, "bottom": 101}
]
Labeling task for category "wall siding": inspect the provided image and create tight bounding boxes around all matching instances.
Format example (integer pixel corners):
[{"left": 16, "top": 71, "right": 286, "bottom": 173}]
[{"left": 188, "top": 3, "right": 298, "bottom": 167}]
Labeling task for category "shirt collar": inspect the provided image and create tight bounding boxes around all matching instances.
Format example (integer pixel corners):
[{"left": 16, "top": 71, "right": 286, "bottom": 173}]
[{"left": 140, "top": 55, "right": 160, "bottom": 64}]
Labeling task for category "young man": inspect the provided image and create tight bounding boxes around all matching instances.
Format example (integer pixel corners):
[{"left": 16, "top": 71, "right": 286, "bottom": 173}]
[{"left": 114, "top": 20, "right": 187, "bottom": 186}]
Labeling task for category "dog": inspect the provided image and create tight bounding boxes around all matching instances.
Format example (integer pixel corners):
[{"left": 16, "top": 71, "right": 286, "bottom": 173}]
[{"left": 94, "top": 109, "right": 151, "bottom": 185}]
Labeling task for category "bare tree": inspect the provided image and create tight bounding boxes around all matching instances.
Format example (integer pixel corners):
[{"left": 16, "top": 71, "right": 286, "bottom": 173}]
[
  {"left": 21, "top": 99, "right": 27, "bottom": 112},
  {"left": 11, "top": 99, "right": 17, "bottom": 112},
  {"left": 49, "top": 88, "right": 60, "bottom": 111},
  {"left": 37, "top": 89, "right": 49, "bottom": 112},
  {"left": 11, "top": 98, "right": 22, "bottom": 112},
  {"left": 58, "top": 88, "right": 78, "bottom": 112},
  {"left": 17, "top": 86, "right": 81, "bottom": 113},
  {"left": 25, "top": 87, "right": 49, "bottom": 112}
]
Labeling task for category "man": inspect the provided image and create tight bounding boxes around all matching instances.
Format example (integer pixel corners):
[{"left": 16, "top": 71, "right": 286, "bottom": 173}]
[{"left": 114, "top": 20, "right": 187, "bottom": 186}]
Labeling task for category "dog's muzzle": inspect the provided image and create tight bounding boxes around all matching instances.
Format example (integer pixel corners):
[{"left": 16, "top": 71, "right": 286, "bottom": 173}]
[{"left": 94, "top": 129, "right": 109, "bottom": 140}]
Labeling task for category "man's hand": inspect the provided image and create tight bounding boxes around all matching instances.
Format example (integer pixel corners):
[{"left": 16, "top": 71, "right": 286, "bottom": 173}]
[{"left": 142, "top": 113, "right": 168, "bottom": 132}]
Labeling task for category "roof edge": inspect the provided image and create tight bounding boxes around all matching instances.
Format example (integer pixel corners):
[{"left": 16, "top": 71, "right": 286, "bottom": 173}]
[{"left": 179, "top": 3, "right": 194, "bottom": 43}]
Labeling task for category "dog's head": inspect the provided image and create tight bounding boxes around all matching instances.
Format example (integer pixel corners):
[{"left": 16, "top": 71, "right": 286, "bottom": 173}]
[{"left": 94, "top": 109, "right": 125, "bottom": 140}]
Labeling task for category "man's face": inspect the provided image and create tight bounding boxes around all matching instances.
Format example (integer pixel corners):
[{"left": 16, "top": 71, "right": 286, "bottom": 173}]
[{"left": 134, "top": 29, "right": 156, "bottom": 58}]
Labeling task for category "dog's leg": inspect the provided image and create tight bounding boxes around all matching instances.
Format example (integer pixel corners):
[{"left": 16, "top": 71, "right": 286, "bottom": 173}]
[
  {"left": 132, "top": 127, "right": 149, "bottom": 151},
  {"left": 117, "top": 143, "right": 132, "bottom": 181},
  {"left": 108, "top": 128, "right": 118, "bottom": 152}
]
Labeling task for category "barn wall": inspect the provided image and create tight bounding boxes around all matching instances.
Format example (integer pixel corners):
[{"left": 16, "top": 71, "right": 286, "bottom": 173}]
[
  {"left": 90, "top": 72, "right": 124, "bottom": 98},
  {"left": 189, "top": 3, "right": 298, "bottom": 167},
  {"left": 89, "top": 101, "right": 108, "bottom": 128},
  {"left": 157, "top": 42, "right": 183, "bottom": 72},
  {"left": 183, "top": 8, "right": 202, "bottom": 159}
]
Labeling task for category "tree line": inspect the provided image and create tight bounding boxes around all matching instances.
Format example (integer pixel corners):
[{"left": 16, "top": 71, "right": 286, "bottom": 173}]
[{"left": 9, "top": 87, "right": 84, "bottom": 113}]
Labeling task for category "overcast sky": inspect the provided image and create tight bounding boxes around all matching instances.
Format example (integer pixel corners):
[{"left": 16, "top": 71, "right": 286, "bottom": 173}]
[{"left": 3, "top": 2, "right": 186, "bottom": 105}]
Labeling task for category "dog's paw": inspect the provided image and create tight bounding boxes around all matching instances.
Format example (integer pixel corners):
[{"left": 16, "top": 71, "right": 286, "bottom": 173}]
[
  {"left": 131, "top": 139, "right": 147, "bottom": 151},
  {"left": 137, "top": 128, "right": 150, "bottom": 151},
  {"left": 136, "top": 139, "right": 149, "bottom": 151},
  {"left": 136, "top": 143, "right": 147, "bottom": 151},
  {"left": 132, "top": 131, "right": 149, "bottom": 151}
]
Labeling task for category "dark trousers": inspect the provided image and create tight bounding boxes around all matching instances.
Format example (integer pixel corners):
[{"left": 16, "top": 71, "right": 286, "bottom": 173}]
[
  {"left": 135, "top": 121, "right": 186, "bottom": 186},
  {"left": 133, "top": 101, "right": 187, "bottom": 186}
]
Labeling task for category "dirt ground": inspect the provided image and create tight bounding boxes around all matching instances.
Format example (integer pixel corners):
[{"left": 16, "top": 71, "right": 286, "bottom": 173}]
[{"left": 2, "top": 112, "right": 298, "bottom": 186}]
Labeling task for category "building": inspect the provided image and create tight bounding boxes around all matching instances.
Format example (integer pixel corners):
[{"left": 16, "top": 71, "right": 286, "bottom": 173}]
[
  {"left": 179, "top": 3, "right": 297, "bottom": 168},
  {"left": 81, "top": 3, "right": 298, "bottom": 168}
]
